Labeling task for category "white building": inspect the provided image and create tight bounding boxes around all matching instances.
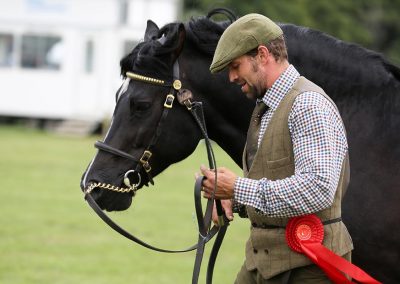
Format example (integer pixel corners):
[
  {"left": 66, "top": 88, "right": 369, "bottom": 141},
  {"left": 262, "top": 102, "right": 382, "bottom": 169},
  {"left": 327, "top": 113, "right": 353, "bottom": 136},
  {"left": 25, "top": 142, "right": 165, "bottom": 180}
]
[{"left": 0, "top": 0, "right": 181, "bottom": 123}]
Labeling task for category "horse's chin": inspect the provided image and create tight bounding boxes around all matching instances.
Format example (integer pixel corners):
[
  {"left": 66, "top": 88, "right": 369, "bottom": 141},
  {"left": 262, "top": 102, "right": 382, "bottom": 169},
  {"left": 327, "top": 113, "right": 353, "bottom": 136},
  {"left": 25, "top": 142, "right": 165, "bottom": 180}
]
[
  {"left": 104, "top": 193, "right": 133, "bottom": 212},
  {"left": 84, "top": 184, "right": 133, "bottom": 212}
]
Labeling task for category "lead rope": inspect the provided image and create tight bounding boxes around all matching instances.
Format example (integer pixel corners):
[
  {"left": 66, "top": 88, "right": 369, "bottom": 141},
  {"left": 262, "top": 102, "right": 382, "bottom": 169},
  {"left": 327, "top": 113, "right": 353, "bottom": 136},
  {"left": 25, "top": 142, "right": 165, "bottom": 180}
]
[{"left": 183, "top": 98, "right": 230, "bottom": 284}]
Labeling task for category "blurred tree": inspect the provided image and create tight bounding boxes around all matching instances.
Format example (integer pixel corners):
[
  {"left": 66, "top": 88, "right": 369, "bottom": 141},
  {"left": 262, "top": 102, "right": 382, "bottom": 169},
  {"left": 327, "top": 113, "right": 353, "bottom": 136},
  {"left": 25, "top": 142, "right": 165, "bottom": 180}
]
[{"left": 183, "top": 0, "right": 400, "bottom": 65}]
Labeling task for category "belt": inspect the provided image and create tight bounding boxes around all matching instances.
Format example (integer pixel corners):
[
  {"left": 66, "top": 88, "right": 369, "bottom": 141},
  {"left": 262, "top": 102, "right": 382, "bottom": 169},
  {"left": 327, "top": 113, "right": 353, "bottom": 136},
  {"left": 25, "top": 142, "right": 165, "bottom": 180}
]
[{"left": 252, "top": 217, "right": 342, "bottom": 229}]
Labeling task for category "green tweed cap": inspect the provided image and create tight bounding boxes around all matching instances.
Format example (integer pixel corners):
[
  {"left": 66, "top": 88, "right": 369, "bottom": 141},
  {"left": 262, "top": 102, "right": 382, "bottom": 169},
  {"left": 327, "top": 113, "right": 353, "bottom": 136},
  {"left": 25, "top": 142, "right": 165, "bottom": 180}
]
[{"left": 210, "top": 13, "right": 283, "bottom": 73}]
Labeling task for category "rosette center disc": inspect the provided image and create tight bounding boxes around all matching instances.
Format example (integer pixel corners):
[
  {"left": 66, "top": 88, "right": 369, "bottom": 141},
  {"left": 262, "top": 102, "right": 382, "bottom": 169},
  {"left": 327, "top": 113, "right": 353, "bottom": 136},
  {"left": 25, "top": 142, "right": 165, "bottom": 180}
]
[{"left": 296, "top": 224, "right": 312, "bottom": 240}]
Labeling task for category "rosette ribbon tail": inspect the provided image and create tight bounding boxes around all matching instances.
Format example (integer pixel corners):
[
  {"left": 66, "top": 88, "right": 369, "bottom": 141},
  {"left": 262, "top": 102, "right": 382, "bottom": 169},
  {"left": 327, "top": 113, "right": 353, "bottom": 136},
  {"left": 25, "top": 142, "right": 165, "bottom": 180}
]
[{"left": 286, "top": 215, "right": 381, "bottom": 284}]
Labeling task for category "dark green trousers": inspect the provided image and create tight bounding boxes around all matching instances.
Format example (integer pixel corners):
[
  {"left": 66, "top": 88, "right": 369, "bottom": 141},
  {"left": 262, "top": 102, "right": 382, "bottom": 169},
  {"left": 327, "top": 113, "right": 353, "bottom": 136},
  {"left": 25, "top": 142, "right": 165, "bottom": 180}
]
[{"left": 234, "top": 252, "right": 351, "bottom": 284}]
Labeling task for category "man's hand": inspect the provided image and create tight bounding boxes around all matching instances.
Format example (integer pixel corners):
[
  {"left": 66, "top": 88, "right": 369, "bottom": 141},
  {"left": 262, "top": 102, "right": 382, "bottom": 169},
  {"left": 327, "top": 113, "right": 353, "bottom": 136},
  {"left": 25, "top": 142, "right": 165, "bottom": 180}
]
[
  {"left": 200, "top": 165, "right": 237, "bottom": 199},
  {"left": 195, "top": 165, "right": 237, "bottom": 225},
  {"left": 212, "top": 199, "right": 234, "bottom": 226}
]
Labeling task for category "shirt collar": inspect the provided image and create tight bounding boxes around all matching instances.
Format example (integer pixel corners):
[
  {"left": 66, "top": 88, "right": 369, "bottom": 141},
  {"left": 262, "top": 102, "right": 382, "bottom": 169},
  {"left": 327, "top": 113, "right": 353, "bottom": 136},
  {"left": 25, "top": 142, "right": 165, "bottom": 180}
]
[{"left": 260, "top": 65, "right": 300, "bottom": 110}]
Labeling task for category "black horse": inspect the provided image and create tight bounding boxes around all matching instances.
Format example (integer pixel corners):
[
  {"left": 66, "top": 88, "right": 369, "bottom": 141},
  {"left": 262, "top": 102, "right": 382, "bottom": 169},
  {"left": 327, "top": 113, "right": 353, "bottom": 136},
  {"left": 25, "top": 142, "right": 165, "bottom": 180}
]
[{"left": 81, "top": 11, "right": 400, "bottom": 283}]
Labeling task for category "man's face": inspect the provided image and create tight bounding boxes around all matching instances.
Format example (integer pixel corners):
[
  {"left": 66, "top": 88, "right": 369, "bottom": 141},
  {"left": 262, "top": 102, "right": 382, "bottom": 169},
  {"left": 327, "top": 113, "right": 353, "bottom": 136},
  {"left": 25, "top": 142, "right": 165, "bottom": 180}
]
[{"left": 228, "top": 54, "right": 266, "bottom": 100}]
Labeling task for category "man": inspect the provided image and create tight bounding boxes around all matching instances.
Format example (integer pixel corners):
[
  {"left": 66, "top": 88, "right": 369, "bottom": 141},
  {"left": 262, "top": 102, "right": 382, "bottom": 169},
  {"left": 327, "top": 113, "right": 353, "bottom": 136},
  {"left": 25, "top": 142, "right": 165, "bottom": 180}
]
[{"left": 200, "top": 13, "right": 353, "bottom": 283}]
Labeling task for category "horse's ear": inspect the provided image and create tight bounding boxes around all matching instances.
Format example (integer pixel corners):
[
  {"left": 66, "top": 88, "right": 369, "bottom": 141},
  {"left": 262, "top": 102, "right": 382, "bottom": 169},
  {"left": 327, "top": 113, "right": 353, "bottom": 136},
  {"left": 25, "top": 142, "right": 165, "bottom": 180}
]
[{"left": 144, "top": 20, "right": 159, "bottom": 41}]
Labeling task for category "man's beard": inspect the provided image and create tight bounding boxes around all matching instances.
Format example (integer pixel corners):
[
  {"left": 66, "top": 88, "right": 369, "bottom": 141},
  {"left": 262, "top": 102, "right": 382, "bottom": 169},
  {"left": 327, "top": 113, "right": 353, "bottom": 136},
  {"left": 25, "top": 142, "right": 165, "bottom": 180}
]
[
  {"left": 246, "top": 60, "right": 266, "bottom": 99},
  {"left": 245, "top": 79, "right": 266, "bottom": 100}
]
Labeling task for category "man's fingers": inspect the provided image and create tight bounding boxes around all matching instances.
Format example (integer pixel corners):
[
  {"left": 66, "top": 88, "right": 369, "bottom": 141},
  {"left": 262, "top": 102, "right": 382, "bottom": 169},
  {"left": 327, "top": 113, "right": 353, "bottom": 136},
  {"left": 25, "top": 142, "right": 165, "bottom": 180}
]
[
  {"left": 200, "top": 165, "right": 216, "bottom": 180},
  {"left": 224, "top": 205, "right": 234, "bottom": 221},
  {"left": 200, "top": 164, "right": 209, "bottom": 175},
  {"left": 212, "top": 202, "right": 219, "bottom": 226},
  {"left": 202, "top": 191, "right": 212, "bottom": 199},
  {"left": 220, "top": 199, "right": 234, "bottom": 221}
]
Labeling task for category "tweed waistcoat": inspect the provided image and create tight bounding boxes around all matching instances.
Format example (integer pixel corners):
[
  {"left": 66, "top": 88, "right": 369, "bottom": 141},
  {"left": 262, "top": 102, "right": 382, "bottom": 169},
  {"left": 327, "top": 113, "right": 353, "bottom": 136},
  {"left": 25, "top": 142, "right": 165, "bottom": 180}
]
[{"left": 242, "top": 77, "right": 353, "bottom": 279}]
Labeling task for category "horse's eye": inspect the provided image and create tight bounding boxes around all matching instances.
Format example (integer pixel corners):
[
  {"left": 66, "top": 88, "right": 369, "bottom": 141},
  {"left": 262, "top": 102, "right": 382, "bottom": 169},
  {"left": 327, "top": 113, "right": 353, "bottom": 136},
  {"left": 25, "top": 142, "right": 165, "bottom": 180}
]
[{"left": 130, "top": 101, "right": 152, "bottom": 114}]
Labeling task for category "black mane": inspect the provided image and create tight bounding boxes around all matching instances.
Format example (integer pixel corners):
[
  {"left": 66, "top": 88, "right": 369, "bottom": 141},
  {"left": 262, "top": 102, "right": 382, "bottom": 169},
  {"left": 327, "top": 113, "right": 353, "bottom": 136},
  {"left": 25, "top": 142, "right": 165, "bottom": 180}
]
[
  {"left": 184, "top": 15, "right": 400, "bottom": 93},
  {"left": 120, "top": 9, "right": 400, "bottom": 126},
  {"left": 185, "top": 17, "right": 231, "bottom": 55},
  {"left": 282, "top": 24, "right": 400, "bottom": 92}
]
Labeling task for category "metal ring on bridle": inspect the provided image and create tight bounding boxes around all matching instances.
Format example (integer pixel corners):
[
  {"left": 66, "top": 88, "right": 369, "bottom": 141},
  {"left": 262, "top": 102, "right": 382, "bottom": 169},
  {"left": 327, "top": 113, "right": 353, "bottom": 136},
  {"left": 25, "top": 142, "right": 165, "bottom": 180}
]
[{"left": 123, "top": 170, "right": 142, "bottom": 189}]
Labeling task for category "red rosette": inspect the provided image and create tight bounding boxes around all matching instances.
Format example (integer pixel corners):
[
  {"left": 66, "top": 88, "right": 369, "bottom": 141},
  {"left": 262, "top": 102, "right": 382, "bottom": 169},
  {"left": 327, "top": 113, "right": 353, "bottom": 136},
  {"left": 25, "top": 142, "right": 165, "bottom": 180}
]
[
  {"left": 286, "top": 214, "right": 324, "bottom": 253},
  {"left": 285, "top": 214, "right": 381, "bottom": 284}
]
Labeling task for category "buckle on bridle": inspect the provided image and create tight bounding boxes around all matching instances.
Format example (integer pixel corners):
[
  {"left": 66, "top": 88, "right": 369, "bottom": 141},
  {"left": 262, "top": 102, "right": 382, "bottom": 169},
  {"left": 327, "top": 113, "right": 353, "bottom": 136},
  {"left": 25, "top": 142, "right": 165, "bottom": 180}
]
[
  {"left": 164, "top": 94, "right": 175, "bottom": 108},
  {"left": 140, "top": 150, "right": 152, "bottom": 163},
  {"left": 142, "top": 162, "right": 152, "bottom": 173},
  {"left": 177, "top": 89, "right": 193, "bottom": 110},
  {"left": 140, "top": 150, "right": 152, "bottom": 172}
]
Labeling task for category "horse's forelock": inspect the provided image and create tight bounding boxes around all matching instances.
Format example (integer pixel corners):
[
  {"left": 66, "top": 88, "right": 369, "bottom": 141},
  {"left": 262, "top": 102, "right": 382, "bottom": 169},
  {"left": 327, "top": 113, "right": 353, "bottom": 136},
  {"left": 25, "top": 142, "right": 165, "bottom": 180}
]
[
  {"left": 120, "top": 42, "right": 142, "bottom": 77},
  {"left": 120, "top": 40, "right": 172, "bottom": 79}
]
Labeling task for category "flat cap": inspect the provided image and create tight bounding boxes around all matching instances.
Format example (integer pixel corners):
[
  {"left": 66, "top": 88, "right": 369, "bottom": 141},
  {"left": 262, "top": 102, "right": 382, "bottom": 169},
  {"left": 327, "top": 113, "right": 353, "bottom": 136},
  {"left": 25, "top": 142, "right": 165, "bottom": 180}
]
[{"left": 210, "top": 13, "right": 283, "bottom": 73}]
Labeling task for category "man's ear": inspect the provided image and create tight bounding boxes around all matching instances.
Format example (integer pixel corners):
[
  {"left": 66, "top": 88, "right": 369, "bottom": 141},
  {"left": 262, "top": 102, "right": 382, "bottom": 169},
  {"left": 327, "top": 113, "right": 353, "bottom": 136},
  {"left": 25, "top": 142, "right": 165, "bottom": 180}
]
[
  {"left": 257, "top": 45, "right": 270, "bottom": 63},
  {"left": 258, "top": 45, "right": 270, "bottom": 57}
]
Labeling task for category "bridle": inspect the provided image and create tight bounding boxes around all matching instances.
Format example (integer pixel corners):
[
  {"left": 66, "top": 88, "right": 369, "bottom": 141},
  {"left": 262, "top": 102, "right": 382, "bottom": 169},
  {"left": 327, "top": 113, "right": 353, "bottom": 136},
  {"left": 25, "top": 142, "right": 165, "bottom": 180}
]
[
  {"left": 83, "top": 60, "right": 229, "bottom": 284},
  {"left": 86, "top": 64, "right": 184, "bottom": 194}
]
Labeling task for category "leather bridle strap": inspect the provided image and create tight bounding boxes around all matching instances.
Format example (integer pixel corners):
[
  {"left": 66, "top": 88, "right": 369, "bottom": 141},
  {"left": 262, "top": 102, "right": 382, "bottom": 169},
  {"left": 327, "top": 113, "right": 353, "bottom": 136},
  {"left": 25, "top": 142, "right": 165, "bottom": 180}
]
[
  {"left": 192, "top": 175, "right": 230, "bottom": 284},
  {"left": 95, "top": 84, "right": 177, "bottom": 185},
  {"left": 85, "top": 191, "right": 219, "bottom": 253},
  {"left": 94, "top": 141, "right": 139, "bottom": 162},
  {"left": 187, "top": 101, "right": 230, "bottom": 284}
]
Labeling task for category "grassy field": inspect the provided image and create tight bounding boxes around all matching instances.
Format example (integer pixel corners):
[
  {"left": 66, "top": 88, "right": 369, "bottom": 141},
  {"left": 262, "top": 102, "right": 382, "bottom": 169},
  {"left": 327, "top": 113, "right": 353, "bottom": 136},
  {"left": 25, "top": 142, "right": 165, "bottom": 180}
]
[{"left": 0, "top": 125, "right": 249, "bottom": 284}]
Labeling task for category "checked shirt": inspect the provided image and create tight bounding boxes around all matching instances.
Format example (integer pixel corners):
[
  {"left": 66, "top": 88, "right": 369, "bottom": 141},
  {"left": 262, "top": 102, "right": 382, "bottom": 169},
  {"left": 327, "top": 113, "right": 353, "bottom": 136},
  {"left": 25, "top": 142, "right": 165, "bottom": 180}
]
[{"left": 234, "top": 65, "right": 348, "bottom": 218}]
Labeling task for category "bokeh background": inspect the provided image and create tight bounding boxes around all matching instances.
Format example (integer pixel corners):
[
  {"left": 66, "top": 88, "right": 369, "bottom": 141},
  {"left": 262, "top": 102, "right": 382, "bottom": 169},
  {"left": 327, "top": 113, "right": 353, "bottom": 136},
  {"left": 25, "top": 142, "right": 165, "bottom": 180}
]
[
  {"left": 185, "top": 0, "right": 400, "bottom": 66},
  {"left": 1, "top": 0, "right": 399, "bottom": 283}
]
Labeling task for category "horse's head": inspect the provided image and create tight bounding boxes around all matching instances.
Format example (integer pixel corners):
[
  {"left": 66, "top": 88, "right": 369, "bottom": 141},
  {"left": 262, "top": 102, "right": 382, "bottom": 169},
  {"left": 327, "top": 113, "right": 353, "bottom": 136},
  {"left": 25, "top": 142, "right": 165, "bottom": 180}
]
[{"left": 80, "top": 20, "right": 203, "bottom": 211}]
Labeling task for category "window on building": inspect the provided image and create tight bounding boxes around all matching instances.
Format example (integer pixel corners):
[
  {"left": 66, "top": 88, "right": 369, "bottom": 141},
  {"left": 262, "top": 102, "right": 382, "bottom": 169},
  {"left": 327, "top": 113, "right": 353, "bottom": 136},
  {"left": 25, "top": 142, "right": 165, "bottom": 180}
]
[
  {"left": 85, "top": 39, "right": 94, "bottom": 73},
  {"left": 0, "top": 33, "right": 13, "bottom": 67},
  {"left": 21, "top": 35, "right": 62, "bottom": 70}
]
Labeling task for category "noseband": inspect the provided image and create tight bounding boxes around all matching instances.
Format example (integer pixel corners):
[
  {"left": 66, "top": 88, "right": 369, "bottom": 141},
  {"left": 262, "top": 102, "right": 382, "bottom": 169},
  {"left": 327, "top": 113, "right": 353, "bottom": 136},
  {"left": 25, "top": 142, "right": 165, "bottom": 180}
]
[{"left": 83, "top": 60, "right": 229, "bottom": 284}]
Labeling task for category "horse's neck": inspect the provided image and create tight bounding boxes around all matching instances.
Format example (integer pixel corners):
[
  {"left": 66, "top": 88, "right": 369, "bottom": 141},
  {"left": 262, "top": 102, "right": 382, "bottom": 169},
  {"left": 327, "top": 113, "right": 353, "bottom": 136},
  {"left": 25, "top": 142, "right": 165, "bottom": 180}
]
[
  {"left": 205, "top": 102, "right": 250, "bottom": 167},
  {"left": 180, "top": 49, "right": 253, "bottom": 167},
  {"left": 283, "top": 23, "right": 399, "bottom": 100}
]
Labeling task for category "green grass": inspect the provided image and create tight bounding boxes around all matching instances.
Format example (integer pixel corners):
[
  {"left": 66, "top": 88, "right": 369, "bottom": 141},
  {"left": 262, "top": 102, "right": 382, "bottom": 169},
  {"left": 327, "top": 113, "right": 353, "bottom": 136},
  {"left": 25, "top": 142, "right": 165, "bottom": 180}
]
[{"left": 0, "top": 125, "right": 249, "bottom": 284}]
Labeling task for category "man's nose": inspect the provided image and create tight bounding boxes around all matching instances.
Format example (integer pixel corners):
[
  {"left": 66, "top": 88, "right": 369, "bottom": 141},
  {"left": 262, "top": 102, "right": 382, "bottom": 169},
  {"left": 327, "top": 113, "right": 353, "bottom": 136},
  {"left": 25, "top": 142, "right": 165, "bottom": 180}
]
[{"left": 229, "top": 70, "right": 237, "bottom": 83}]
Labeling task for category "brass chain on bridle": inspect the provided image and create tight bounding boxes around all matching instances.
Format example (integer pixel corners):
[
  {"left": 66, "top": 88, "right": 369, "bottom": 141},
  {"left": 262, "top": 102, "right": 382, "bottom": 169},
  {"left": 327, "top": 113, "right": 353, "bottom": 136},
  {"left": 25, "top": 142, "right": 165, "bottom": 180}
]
[{"left": 85, "top": 182, "right": 136, "bottom": 194}]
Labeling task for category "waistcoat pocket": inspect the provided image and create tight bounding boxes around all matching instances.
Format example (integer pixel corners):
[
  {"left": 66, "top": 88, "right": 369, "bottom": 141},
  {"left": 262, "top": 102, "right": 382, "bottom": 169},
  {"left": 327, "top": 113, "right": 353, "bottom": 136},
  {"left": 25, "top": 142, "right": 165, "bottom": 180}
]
[{"left": 266, "top": 157, "right": 291, "bottom": 169}]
